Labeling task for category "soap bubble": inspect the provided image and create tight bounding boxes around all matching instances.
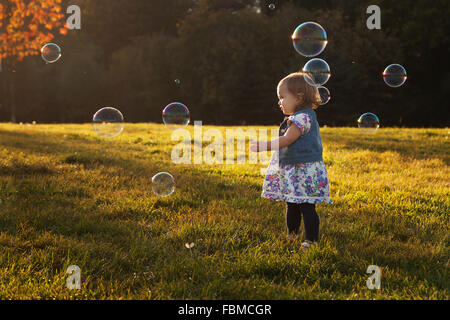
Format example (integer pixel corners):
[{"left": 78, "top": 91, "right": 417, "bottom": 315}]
[
  {"left": 383, "top": 64, "right": 407, "bottom": 87},
  {"left": 162, "top": 102, "right": 190, "bottom": 129},
  {"left": 41, "top": 43, "right": 61, "bottom": 63},
  {"left": 318, "top": 86, "right": 330, "bottom": 105},
  {"left": 93, "top": 107, "right": 124, "bottom": 138},
  {"left": 303, "top": 58, "right": 331, "bottom": 87},
  {"left": 152, "top": 172, "right": 175, "bottom": 197},
  {"left": 174, "top": 79, "right": 181, "bottom": 85},
  {"left": 292, "top": 22, "right": 327, "bottom": 57},
  {"left": 357, "top": 113, "right": 380, "bottom": 134},
  {"left": 268, "top": 3, "right": 276, "bottom": 10}
]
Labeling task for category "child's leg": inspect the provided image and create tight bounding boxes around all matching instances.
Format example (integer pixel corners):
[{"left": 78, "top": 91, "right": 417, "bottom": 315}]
[
  {"left": 299, "top": 203, "right": 320, "bottom": 242},
  {"left": 286, "top": 202, "right": 302, "bottom": 235}
]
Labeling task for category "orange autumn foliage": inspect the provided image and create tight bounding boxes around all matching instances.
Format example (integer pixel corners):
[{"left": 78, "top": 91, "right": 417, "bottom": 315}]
[{"left": 0, "top": 0, "right": 67, "bottom": 61}]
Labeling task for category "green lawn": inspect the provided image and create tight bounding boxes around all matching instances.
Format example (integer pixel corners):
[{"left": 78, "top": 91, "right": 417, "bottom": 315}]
[{"left": 0, "top": 123, "right": 448, "bottom": 299}]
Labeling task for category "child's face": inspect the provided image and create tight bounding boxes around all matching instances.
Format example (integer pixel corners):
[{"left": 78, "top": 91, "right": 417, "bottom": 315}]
[{"left": 277, "top": 83, "right": 303, "bottom": 116}]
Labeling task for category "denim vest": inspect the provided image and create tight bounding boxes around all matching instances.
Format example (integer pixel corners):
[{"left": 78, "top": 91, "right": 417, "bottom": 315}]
[{"left": 278, "top": 106, "right": 323, "bottom": 165}]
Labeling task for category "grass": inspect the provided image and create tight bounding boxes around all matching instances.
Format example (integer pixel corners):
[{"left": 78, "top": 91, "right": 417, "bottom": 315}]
[{"left": 0, "top": 122, "right": 448, "bottom": 299}]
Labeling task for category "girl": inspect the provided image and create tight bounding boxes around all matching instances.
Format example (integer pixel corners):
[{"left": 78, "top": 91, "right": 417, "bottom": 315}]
[{"left": 250, "top": 72, "right": 333, "bottom": 249}]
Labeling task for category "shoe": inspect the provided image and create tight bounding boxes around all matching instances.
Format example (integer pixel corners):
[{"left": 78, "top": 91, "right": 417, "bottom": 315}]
[{"left": 301, "top": 240, "right": 315, "bottom": 249}]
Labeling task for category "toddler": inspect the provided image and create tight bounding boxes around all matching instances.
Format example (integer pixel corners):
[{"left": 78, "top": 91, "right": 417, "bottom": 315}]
[{"left": 250, "top": 72, "right": 333, "bottom": 249}]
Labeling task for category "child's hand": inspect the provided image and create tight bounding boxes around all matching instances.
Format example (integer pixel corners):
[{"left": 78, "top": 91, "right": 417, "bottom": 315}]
[{"left": 250, "top": 141, "right": 258, "bottom": 152}]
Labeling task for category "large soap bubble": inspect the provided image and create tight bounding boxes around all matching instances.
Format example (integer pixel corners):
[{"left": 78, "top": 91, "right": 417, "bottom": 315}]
[
  {"left": 318, "top": 86, "right": 330, "bottom": 105},
  {"left": 302, "top": 58, "right": 331, "bottom": 87},
  {"left": 152, "top": 172, "right": 175, "bottom": 197},
  {"left": 162, "top": 102, "right": 190, "bottom": 130},
  {"left": 41, "top": 43, "right": 62, "bottom": 63},
  {"left": 383, "top": 64, "right": 407, "bottom": 87},
  {"left": 292, "top": 22, "right": 327, "bottom": 57},
  {"left": 358, "top": 113, "right": 380, "bottom": 134},
  {"left": 93, "top": 107, "right": 124, "bottom": 138}
]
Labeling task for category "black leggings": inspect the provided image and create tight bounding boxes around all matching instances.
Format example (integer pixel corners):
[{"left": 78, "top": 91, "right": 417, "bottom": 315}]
[{"left": 286, "top": 202, "right": 319, "bottom": 242}]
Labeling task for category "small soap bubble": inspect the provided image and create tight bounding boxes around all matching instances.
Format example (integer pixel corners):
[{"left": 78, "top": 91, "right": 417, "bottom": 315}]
[
  {"left": 268, "top": 3, "right": 276, "bottom": 10},
  {"left": 318, "top": 86, "right": 330, "bottom": 105},
  {"left": 174, "top": 79, "right": 181, "bottom": 85},
  {"left": 41, "top": 43, "right": 61, "bottom": 63},
  {"left": 93, "top": 107, "right": 124, "bottom": 138},
  {"left": 358, "top": 113, "right": 380, "bottom": 134},
  {"left": 292, "top": 22, "right": 327, "bottom": 57},
  {"left": 152, "top": 172, "right": 175, "bottom": 197},
  {"left": 383, "top": 64, "right": 407, "bottom": 87},
  {"left": 162, "top": 102, "right": 190, "bottom": 130},
  {"left": 302, "top": 58, "right": 331, "bottom": 87}
]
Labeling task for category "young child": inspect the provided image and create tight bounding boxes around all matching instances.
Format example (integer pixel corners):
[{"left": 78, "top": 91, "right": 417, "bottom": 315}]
[{"left": 250, "top": 72, "right": 333, "bottom": 249}]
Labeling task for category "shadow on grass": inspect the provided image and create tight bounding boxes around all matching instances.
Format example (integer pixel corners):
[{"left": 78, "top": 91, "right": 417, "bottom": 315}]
[{"left": 321, "top": 130, "right": 449, "bottom": 165}]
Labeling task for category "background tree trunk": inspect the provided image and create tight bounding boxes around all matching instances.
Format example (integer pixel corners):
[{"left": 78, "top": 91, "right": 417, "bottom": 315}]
[
  {"left": 10, "top": 76, "right": 16, "bottom": 123},
  {"left": 0, "top": 58, "right": 13, "bottom": 123},
  {"left": 4, "top": 58, "right": 17, "bottom": 123},
  {"left": 0, "top": 58, "right": 5, "bottom": 120}
]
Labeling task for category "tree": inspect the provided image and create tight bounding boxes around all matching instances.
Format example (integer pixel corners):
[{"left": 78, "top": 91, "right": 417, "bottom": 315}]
[
  {"left": 0, "top": 0, "right": 66, "bottom": 122},
  {"left": 77, "top": 0, "right": 195, "bottom": 58}
]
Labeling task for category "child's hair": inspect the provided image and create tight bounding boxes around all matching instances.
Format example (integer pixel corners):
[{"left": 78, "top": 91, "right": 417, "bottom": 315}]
[{"left": 277, "top": 72, "right": 322, "bottom": 110}]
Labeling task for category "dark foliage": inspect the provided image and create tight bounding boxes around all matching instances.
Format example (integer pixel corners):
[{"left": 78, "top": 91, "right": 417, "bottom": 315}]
[{"left": 0, "top": 0, "right": 449, "bottom": 127}]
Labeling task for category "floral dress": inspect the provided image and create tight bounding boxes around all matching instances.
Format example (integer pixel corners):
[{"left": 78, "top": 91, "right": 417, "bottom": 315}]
[{"left": 261, "top": 113, "right": 333, "bottom": 204}]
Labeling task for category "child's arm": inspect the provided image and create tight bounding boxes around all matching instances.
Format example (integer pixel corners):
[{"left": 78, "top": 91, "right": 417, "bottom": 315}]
[{"left": 250, "top": 125, "right": 302, "bottom": 152}]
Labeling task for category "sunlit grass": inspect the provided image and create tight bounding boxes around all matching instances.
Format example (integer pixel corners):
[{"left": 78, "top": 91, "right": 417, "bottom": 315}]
[{"left": 0, "top": 123, "right": 448, "bottom": 299}]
